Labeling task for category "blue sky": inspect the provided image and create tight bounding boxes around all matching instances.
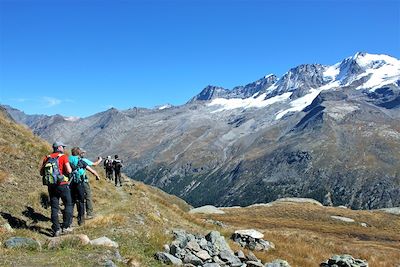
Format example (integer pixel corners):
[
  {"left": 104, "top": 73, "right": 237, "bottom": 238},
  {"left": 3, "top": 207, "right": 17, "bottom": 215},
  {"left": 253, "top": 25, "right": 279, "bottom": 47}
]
[{"left": 0, "top": 0, "right": 399, "bottom": 117}]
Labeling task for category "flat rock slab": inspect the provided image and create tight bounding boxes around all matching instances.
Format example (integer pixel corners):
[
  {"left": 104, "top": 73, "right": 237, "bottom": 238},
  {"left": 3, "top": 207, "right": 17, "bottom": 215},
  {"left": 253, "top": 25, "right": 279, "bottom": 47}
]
[
  {"left": 330, "top": 216, "right": 355, "bottom": 223},
  {"left": 273, "top": 198, "right": 323, "bottom": 206},
  {"left": 234, "top": 229, "right": 264, "bottom": 239},
  {"left": 377, "top": 207, "right": 400, "bottom": 215},
  {"left": 90, "top": 236, "right": 119, "bottom": 248},
  {"left": 5, "top": 237, "right": 41, "bottom": 250},
  {"left": 189, "top": 205, "right": 225, "bottom": 214},
  {"left": 265, "top": 259, "right": 291, "bottom": 267}
]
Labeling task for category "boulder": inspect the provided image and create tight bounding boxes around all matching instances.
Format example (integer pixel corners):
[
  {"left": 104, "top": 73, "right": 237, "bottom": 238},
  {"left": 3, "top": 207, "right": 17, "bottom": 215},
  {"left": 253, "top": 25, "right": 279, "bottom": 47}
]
[
  {"left": 195, "top": 250, "right": 211, "bottom": 261},
  {"left": 4, "top": 237, "right": 41, "bottom": 250},
  {"left": 219, "top": 250, "right": 242, "bottom": 266},
  {"left": 234, "top": 229, "right": 264, "bottom": 239},
  {"left": 90, "top": 236, "right": 118, "bottom": 248}
]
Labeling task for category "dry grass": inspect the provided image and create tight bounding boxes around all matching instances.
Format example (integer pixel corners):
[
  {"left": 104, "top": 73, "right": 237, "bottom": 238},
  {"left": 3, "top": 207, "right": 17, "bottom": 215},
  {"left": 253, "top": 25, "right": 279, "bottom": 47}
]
[{"left": 196, "top": 202, "right": 400, "bottom": 267}]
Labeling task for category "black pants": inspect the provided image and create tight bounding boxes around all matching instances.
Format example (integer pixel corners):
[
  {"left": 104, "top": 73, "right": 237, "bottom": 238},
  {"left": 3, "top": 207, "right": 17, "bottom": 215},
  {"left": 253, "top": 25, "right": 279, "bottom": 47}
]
[
  {"left": 106, "top": 168, "right": 114, "bottom": 180},
  {"left": 48, "top": 184, "right": 73, "bottom": 232},
  {"left": 70, "top": 182, "right": 85, "bottom": 225},
  {"left": 115, "top": 171, "right": 122, "bottom": 186}
]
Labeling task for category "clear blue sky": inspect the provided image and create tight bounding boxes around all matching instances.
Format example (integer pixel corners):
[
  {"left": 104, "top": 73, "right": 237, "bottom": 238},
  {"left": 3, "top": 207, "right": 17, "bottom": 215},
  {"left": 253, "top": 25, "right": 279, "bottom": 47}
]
[{"left": 0, "top": 0, "right": 399, "bottom": 117}]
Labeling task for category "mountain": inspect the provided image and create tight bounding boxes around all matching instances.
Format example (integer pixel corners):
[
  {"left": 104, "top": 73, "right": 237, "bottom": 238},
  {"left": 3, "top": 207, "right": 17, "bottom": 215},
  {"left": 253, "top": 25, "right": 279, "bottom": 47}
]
[
  {"left": 3, "top": 52, "right": 400, "bottom": 209},
  {"left": 1, "top": 106, "right": 399, "bottom": 267}
]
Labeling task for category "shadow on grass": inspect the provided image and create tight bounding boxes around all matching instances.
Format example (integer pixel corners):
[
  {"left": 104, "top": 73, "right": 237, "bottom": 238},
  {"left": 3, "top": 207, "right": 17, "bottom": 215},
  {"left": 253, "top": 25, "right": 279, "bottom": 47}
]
[{"left": 0, "top": 209, "right": 53, "bottom": 237}]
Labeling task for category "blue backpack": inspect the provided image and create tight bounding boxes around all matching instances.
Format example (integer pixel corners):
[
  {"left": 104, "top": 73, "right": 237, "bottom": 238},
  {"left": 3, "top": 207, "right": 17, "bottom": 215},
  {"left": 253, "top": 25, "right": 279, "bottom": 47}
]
[{"left": 70, "top": 158, "right": 86, "bottom": 184}]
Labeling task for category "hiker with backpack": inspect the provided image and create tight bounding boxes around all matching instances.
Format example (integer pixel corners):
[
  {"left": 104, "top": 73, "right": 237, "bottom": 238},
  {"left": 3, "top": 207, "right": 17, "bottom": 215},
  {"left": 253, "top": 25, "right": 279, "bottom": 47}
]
[
  {"left": 79, "top": 148, "right": 101, "bottom": 219},
  {"left": 68, "top": 147, "right": 89, "bottom": 226},
  {"left": 104, "top": 156, "right": 114, "bottom": 181},
  {"left": 113, "top": 155, "right": 123, "bottom": 186},
  {"left": 40, "top": 141, "right": 73, "bottom": 237}
]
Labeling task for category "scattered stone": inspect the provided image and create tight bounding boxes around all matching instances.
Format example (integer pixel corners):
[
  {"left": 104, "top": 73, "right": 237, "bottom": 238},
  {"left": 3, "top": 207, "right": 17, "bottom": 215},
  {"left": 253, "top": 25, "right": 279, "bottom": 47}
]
[
  {"left": 219, "top": 249, "right": 242, "bottom": 266},
  {"left": 232, "top": 230, "right": 274, "bottom": 251},
  {"left": 330, "top": 216, "right": 355, "bottom": 223},
  {"left": 234, "top": 229, "right": 264, "bottom": 239},
  {"left": 104, "top": 259, "right": 117, "bottom": 267},
  {"left": 337, "top": 205, "right": 348, "bottom": 209},
  {"left": 265, "top": 259, "right": 291, "bottom": 267},
  {"left": 203, "top": 263, "right": 221, "bottom": 267},
  {"left": 155, "top": 252, "right": 183, "bottom": 265},
  {"left": 187, "top": 239, "right": 201, "bottom": 252},
  {"left": 246, "top": 251, "right": 259, "bottom": 262},
  {"left": 188, "top": 205, "right": 225, "bottom": 214},
  {"left": 47, "top": 234, "right": 90, "bottom": 249},
  {"left": 206, "top": 219, "right": 227, "bottom": 228},
  {"left": 90, "top": 236, "right": 119, "bottom": 248},
  {"left": 4, "top": 237, "right": 41, "bottom": 250},
  {"left": 195, "top": 250, "right": 211, "bottom": 261},
  {"left": 1, "top": 223, "right": 14, "bottom": 233},
  {"left": 235, "top": 250, "right": 246, "bottom": 261},
  {"left": 360, "top": 222, "right": 368, "bottom": 227},
  {"left": 320, "top": 254, "right": 368, "bottom": 267},
  {"left": 183, "top": 253, "right": 203, "bottom": 265},
  {"left": 164, "top": 244, "right": 171, "bottom": 253},
  {"left": 246, "top": 261, "right": 264, "bottom": 267}
]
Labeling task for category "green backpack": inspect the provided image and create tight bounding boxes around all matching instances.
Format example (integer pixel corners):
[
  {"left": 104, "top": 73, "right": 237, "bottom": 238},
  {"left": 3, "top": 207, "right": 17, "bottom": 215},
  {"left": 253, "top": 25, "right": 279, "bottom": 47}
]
[{"left": 42, "top": 154, "right": 64, "bottom": 185}]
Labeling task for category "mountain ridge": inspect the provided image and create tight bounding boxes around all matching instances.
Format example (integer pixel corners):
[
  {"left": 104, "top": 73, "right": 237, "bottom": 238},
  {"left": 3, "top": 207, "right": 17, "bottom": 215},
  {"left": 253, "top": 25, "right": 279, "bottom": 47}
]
[{"left": 2, "top": 52, "right": 400, "bottom": 209}]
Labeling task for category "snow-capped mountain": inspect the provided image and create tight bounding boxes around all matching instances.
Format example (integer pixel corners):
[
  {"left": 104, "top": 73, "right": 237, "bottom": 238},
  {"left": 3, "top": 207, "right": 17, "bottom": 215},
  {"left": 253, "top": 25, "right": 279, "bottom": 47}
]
[{"left": 3, "top": 52, "right": 400, "bottom": 209}]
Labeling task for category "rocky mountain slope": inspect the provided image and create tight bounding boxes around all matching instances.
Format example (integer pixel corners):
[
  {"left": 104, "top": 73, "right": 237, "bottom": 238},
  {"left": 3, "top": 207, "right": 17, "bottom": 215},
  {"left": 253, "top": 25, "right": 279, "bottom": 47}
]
[{"left": 3, "top": 52, "right": 400, "bottom": 209}]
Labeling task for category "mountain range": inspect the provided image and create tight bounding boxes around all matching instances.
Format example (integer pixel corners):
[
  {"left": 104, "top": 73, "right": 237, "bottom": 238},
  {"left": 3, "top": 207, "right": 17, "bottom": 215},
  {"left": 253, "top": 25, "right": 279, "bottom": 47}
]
[{"left": 3, "top": 52, "right": 400, "bottom": 209}]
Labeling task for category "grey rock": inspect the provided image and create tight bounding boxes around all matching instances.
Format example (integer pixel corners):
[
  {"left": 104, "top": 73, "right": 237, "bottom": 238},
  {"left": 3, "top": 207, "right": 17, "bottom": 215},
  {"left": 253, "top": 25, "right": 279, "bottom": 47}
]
[
  {"left": 195, "top": 250, "right": 211, "bottom": 261},
  {"left": 186, "top": 240, "right": 201, "bottom": 252},
  {"left": 155, "top": 252, "right": 183, "bottom": 265},
  {"left": 246, "top": 251, "right": 259, "bottom": 262},
  {"left": 321, "top": 254, "right": 368, "bottom": 267},
  {"left": 219, "top": 250, "right": 242, "bottom": 266},
  {"left": 90, "top": 236, "right": 118, "bottom": 248},
  {"left": 236, "top": 250, "right": 246, "bottom": 261},
  {"left": 4, "top": 237, "right": 41, "bottom": 250},
  {"left": 264, "top": 259, "right": 291, "bottom": 267},
  {"left": 183, "top": 253, "right": 203, "bottom": 265},
  {"left": 203, "top": 263, "right": 222, "bottom": 267},
  {"left": 104, "top": 259, "right": 117, "bottom": 267},
  {"left": 234, "top": 229, "right": 264, "bottom": 239},
  {"left": 247, "top": 261, "right": 264, "bottom": 267}
]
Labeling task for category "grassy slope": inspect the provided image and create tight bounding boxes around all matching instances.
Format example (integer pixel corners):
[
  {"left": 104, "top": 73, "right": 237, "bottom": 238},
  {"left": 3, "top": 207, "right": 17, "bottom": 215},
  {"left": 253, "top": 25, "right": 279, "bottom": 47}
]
[
  {"left": 0, "top": 109, "right": 204, "bottom": 266},
  {"left": 1, "top": 108, "right": 399, "bottom": 266}
]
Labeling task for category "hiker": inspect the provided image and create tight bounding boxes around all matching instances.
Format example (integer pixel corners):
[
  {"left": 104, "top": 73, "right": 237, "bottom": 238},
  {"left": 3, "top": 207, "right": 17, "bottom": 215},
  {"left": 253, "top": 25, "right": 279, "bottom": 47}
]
[
  {"left": 113, "top": 154, "right": 123, "bottom": 186},
  {"left": 68, "top": 147, "right": 87, "bottom": 226},
  {"left": 79, "top": 148, "right": 102, "bottom": 219},
  {"left": 104, "top": 156, "right": 114, "bottom": 181},
  {"left": 40, "top": 141, "right": 73, "bottom": 237}
]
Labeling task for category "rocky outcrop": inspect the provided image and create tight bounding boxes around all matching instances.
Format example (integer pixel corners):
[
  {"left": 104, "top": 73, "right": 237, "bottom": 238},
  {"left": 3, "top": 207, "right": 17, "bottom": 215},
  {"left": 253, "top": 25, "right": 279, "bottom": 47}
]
[
  {"left": 156, "top": 230, "right": 283, "bottom": 266},
  {"left": 231, "top": 229, "right": 275, "bottom": 251},
  {"left": 320, "top": 255, "right": 368, "bottom": 267}
]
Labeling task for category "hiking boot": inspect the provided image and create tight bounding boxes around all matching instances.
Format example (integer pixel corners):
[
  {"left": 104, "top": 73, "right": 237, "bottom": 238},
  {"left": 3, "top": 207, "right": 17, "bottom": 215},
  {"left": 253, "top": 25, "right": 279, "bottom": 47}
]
[
  {"left": 78, "top": 217, "right": 85, "bottom": 226},
  {"left": 86, "top": 214, "right": 95, "bottom": 220},
  {"left": 62, "top": 227, "right": 74, "bottom": 235},
  {"left": 53, "top": 229, "right": 62, "bottom": 237}
]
